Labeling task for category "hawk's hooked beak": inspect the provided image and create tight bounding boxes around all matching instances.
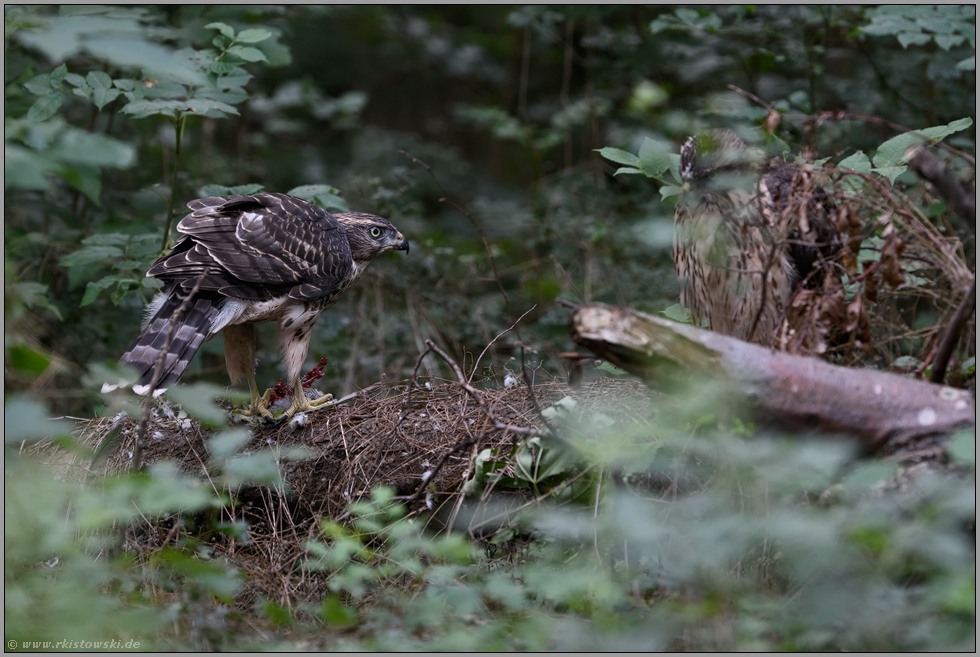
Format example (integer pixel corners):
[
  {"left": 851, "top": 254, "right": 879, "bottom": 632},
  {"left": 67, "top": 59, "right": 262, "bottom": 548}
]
[{"left": 395, "top": 233, "right": 409, "bottom": 254}]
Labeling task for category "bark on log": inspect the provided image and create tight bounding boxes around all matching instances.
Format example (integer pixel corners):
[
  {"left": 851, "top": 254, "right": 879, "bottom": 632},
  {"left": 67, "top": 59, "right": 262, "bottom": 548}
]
[{"left": 569, "top": 302, "right": 975, "bottom": 452}]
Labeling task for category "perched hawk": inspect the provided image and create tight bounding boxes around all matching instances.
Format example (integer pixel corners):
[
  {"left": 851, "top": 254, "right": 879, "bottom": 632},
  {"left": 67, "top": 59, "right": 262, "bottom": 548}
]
[
  {"left": 673, "top": 130, "right": 840, "bottom": 347},
  {"left": 113, "top": 193, "right": 409, "bottom": 419}
]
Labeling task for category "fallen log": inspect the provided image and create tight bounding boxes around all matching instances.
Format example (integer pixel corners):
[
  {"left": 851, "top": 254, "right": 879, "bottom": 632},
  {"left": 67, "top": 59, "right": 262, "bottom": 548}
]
[{"left": 568, "top": 302, "right": 975, "bottom": 452}]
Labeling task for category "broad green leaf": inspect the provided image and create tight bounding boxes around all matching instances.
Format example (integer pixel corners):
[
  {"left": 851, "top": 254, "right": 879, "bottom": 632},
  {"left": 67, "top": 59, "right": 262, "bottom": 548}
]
[
  {"left": 935, "top": 34, "right": 966, "bottom": 50},
  {"left": 956, "top": 56, "right": 975, "bottom": 71},
  {"left": 872, "top": 166, "right": 907, "bottom": 185},
  {"left": 226, "top": 45, "right": 268, "bottom": 63},
  {"left": 4, "top": 397, "right": 74, "bottom": 444},
  {"left": 660, "top": 303, "right": 693, "bottom": 323},
  {"left": 23, "top": 73, "right": 54, "bottom": 95},
  {"left": 613, "top": 166, "right": 644, "bottom": 175},
  {"left": 170, "top": 382, "right": 238, "bottom": 427},
  {"left": 10, "top": 282, "right": 63, "bottom": 320},
  {"left": 288, "top": 185, "right": 349, "bottom": 212},
  {"left": 64, "top": 72, "right": 86, "bottom": 87},
  {"left": 594, "top": 147, "right": 642, "bottom": 168},
  {"left": 224, "top": 451, "right": 283, "bottom": 488},
  {"left": 947, "top": 431, "right": 975, "bottom": 466},
  {"left": 897, "top": 32, "right": 932, "bottom": 48},
  {"left": 322, "top": 596, "right": 358, "bottom": 627},
  {"left": 205, "top": 21, "right": 235, "bottom": 38},
  {"left": 638, "top": 137, "right": 671, "bottom": 176},
  {"left": 49, "top": 129, "right": 136, "bottom": 168},
  {"left": 57, "top": 163, "right": 102, "bottom": 204},
  {"left": 60, "top": 245, "right": 125, "bottom": 268},
  {"left": 4, "top": 145, "right": 56, "bottom": 190},
  {"left": 183, "top": 98, "right": 239, "bottom": 116},
  {"left": 80, "top": 278, "right": 114, "bottom": 306},
  {"left": 838, "top": 151, "right": 873, "bottom": 174},
  {"left": 207, "top": 429, "right": 252, "bottom": 463},
  {"left": 210, "top": 60, "right": 241, "bottom": 75},
  {"left": 200, "top": 183, "right": 265, "bottom": 196},
  {"left": 27, "top": 93, "right": 64, "bottom": 122},
  {"left": 120, "top": 99, "right": 188, "bottom": 119},
  {"left": 7, "top": 344, "right": 52, "bottom": 377},
  {"left": 668, "top": 152, "right": 682, "bottom": 184},
  {"left": 50, "top": 63, "right": 68, "bottom": 83},
  {"left": 873, "top": 118, "right": 973, "bottom": 169},
  {"left": 82, "top": 37, "right": 207, "bottom": 86},
  {"left": 235, "top": 28, "right": 272, "bottom": 44},
  {"left": 842, "top": 462, "right": 899, "bottom": 490},
  {"left": 91, "top": 86, "right": 120, "bottom": 110},
  {"left": 660, "top": 184, "right": 683, "bottom": 199}
]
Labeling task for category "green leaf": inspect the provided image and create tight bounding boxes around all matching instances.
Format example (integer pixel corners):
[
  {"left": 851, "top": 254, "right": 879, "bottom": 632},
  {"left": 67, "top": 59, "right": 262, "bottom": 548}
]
[
  {"left": 168, "top": 382, "right": 231, "bottom": 428},
  {"left": 4, "top": 145, "right": 57, "bottom": 190},
  {"left": 234, "top": 28, "right": 272, "bottom": 44},
  {"left": 57, "top": 163, "right": 102, "bottom": 204},
  {"left": 49, "top": 129, "right": 136, "bottom": 168},
  {"left": 322, "top": 596, "right": 359, "bottom": 627},
  {"left": 668, "top": 152, "right": 682, "bottom": 184},
  {"left": 873, "top": 119, "right": 973, "bottom": 169},
  {"left": 82, "top": 38, "right": 207, "bottom": 86},
  {"left": 27, "top": 93, "right": 64, "bottom": 122},
  {"left": 226, "top": 45, "right": 268, "bottom": 63},
  {"left": 947, "top": 431, "right": 975, "bottom": 466},
  {"left": 660, "top": 185, "right": 683, "bottom": 200},
  {"left": 613, "top": 167, "right": 644, "bottom": 175},
  {"left": 595, "top": 361, "right": 627, "bottom": 375},
  {"left": 207, "top": 429, "right": 252, "bottom": 463},
  {"left": 50, "top": 63, "right": 68, "bottom": 83},
  {"left": 934, "top": 34, "right": 966, "bottom": 51},
  {"left": 638, "top": 137, "right": 671, "bottom": 176},
  {"left": 80, "top": 278, "right": 114, "bottom": 306},
  {"left": 210, "top": 60, "right": 241, "bottom": 75},
  {"left": 205, "top": 21, "right": 236, "bottom": 39},
  {"left": 897, "top": 32, "right": 932, "bottom": 48},
  {"left": 4, "top": 397, "right": 74, "bottom": 444},
  {"left": 842, "top": 462, "right": 899, "bottom": 490},
  {"left": 120, "top": 99, "right": 188, "bottom": 119},
  {"left": 660, "top": 303, "right": 693, "bottom": 323},
  {"left": 60, "top": 245, "right": 125, "bottom": 268},
  {"left": 200, "top": 183, "right": 265, "bottom": 197},
  {"left": 64, "top": 72, "right": 86, "bottom": 87},
  {"left": 287, "top": 184, "right": 349, "bottom": 212},
  {"left": 872, "top": 166, "right": 907, "bottom": 185},
  {"left": 956, "top": 56, "right": 975, "bottom": 71},
  {"left": 10, "top": 282, "right": 63, "bottom": 320},
  {"left": 838, "top": 151, "right": 873, "bottom": 174},
  {"left": 7, "top": 344, "right": 52, "bottom": 377},
  {"left": 23, "top": 73, "right": 54, "bottom": 95},
  {"left": 224, "top": 451, "right": 283, "bottom": 488},
  {"left": 596, "top": 146, "right": 642, "bottom": 168},
  {"left": 183, "top": 98, "right": 239, "bottom": 116}
]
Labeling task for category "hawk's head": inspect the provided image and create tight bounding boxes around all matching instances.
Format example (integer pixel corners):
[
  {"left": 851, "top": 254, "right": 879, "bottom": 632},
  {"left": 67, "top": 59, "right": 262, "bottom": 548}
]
[
  {"left": 335, "top": 212, "right": 410, "bottom": 263},
  {"left": 680, "top": 129, "right": 765, "bottom": 182}
]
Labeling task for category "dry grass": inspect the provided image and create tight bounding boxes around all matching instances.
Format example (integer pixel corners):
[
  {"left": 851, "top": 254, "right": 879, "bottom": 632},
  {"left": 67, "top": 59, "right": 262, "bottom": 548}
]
[{"left": 61, "top": 376, "right": 649, "bottom": 610}]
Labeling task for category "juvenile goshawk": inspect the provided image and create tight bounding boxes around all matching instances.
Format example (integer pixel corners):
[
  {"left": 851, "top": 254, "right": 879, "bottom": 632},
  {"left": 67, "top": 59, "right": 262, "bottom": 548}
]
[{"left": 112, "top": 192, "right": 409, "bottom": 419}]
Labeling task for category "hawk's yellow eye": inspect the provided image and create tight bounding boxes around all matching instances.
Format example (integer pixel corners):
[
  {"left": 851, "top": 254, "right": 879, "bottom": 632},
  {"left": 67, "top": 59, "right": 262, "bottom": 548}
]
[{"left": 370, "top": 227, "right": 382, "bottom": 238}]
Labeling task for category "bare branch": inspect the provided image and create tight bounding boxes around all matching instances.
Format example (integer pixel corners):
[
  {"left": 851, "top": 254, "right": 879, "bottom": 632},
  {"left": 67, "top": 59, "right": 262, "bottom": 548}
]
[{"left": 929, "top": 277, "right": 976, "bottom": 385}]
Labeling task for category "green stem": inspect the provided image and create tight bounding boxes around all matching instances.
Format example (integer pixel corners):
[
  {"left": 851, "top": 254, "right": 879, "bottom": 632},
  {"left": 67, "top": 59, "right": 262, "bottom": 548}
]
[{"left": 160, "top": 113, "right": 186, "bottom": 254}]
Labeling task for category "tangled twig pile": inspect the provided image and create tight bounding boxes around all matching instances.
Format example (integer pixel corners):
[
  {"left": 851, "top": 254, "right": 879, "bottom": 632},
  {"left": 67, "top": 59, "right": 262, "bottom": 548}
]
[
  {"left": 768, "top": 158, "right": 974, "bottom": 376},
  {"left": 65, "top": 375, "right": 647, "bottom": 607}
]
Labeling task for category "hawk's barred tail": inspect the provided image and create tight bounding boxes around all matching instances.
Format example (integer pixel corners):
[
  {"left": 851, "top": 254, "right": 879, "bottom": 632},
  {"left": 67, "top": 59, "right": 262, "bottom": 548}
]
[{"left": 118, "top": 293, "right": 216, "bottom": 386}]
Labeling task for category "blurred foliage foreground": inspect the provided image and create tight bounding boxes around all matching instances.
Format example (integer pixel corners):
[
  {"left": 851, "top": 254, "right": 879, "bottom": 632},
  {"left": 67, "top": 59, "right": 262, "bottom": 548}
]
[{"left": 4, "top": 5, "right": 976, "bottom": 652}]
